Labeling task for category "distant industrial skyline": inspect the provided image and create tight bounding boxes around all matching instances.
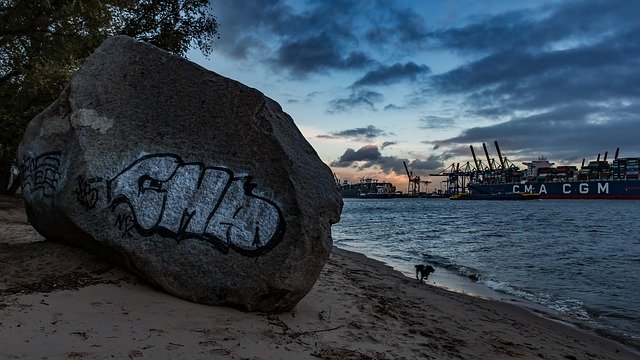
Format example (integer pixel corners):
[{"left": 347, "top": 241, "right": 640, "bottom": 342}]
[{"left": 189, "top": 0, "right": 640, "bottom": 191}]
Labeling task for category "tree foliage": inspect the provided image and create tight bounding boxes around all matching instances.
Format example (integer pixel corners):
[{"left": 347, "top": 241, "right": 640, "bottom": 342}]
[{"left": 0, "top": 0, "right": 218, "bottom": 193}]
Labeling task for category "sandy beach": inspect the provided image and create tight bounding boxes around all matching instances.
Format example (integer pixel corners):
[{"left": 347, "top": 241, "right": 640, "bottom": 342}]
[{"left": 1, "top": 195, "right": 637, "bottom": 359}]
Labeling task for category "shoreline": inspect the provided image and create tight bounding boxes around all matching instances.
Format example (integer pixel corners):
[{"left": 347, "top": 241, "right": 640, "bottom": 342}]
[
  {"left": 1, "top": 195, "right": 638, "bottom": 358},
  {"left": 343, "top": 245, "right": 640, "bottom": 352}
]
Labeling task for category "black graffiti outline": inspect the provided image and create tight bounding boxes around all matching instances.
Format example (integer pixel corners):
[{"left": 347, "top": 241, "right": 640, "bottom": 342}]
[
  {"left": 106, "top": 153, "right": 285, "bottom": 257},
  {"left": 114, "top": 213, "right": 135, "bottom": 238},
  {"left": 20, "top": 151, "right": 63, "bottom": 198},
  {"left": 73, "top": 175, "right": 103, "bottom": 210}
]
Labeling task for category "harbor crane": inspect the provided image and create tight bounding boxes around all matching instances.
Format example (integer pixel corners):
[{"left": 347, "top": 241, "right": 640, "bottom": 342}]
[
  {"left": 430, "top": 162, "right": 473, "bottom": 195},
  {"left": 403, "top": 161, "right": 422, "bottom": 195},
  {"left": 494, "top": 140, "right": 506, "bottom": 169}
]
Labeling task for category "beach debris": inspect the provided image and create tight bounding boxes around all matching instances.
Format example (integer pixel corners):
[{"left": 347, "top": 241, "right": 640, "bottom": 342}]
[{"left": 17, "top": 36, "right": 342, "bottom": 312}]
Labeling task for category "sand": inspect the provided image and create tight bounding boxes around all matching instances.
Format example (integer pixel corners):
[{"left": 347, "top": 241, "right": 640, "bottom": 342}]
[{"left": 1, "top": 195, "right": 638, "bottom": 359}]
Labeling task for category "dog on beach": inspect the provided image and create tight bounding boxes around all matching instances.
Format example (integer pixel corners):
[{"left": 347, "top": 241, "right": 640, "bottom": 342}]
[{"left": 415, "top": 264, "right": 435, "bottom": 282}]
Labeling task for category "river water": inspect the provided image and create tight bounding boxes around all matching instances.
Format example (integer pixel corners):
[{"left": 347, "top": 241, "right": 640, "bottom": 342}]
[{"left": 332, "top": 198, "right": 640, "bottom": 344}]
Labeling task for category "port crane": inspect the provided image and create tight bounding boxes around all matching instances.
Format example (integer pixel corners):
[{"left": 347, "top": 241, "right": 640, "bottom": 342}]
[
  {"left": 403, "top": 161, "right": 422, "bottom": 195},
  {"left": 430, "top": 162, "right": 473, "bottom": 194}
]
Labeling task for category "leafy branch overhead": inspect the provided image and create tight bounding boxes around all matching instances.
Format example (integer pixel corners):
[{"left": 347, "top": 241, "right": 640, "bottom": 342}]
[{"left": 0, "top": 0, "right": 219, "bottom": 194}]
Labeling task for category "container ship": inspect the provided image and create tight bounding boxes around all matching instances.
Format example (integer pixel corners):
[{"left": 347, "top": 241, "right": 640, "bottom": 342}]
[
  {"left": 336, "top": 175, "right": 448, "bottom": 198},
  {"left": 435, "top": 142, "right": 640, "bottom": 199},
  {"left": 337, "top": 177, "right": 398, "bottom": 198}
]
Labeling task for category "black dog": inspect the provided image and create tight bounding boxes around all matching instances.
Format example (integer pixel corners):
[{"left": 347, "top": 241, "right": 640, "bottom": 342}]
[{"left": 415, "top": 264, "right": 435, "bottom": 282}]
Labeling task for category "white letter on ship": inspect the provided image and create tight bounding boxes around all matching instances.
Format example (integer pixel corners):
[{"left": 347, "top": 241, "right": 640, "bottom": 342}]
[
  {"left": 513, "top": 185, "right": 520, "bottom": 193},
  {"left": 563, "top": 184, "right": 571, "bottom": 194},
  {"left": 579, "top": 183, "right": 588, "bottom": 194},
  {"left": 524, "top": 184, "right": 533, "bottom": 193},
  {"left": 539, "top": 184, "right": 547, "bottom": 194},
  {"left": 598, "top": 182, "right": 609, "bottom": 194}
]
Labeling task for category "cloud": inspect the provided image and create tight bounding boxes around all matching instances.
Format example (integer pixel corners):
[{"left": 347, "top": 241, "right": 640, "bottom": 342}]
[
  {"left": 213, "top": 1, "right": 439, "bottom": 77},
  {"left": 420, "top": 0, "right": 640, "bottom": 159},
  {"left": 408, "top": 155, "right": 448, "bottom": 172},
  {"left": 383, "top": 104, "right": 406, "bottom": 111},
  {"left": 328, "top": 90, "right": 384, "bottom": 113},
  {"left": 425, "top": 1, "right": 640, "bottom": 115},
  {"left": 351, "top": 62, "right": 431, "bottom": 88},
  {"left": 419, "top": 116, "right": 455, "bottom": 129},
  {"left": 320, "top": 125, "right": 388, "bottom": 141},
  {"left": 212, "top": 0, "right": 294, "bottom": 59},
  {"left": 364, "top": 8, "right": 429, "bottom": 47},
  {"left": 214, "top": 0, "right": 414, "bottom": 77},
  {"left": 306, "top": 91, "right": 322, "bottom": 99},
  {"left": 272, "top": 33, "right": 375, "bottom": 76},
  {"left": 431, "top": 38, "right": 640, "bottom": 112},
  {"left": 434, "top": 103, "right": 640, "bottom": 160},
  {"left": 381, "top": 141, "right": 397, "bottom": 149},
  {"left": 330, "top": 145, "right": 446, "bottom": 175},
  {"left": 330, "top": 144, "right": 382, "bottom": 167},
  {"left": 428, "top": 0, "right": 640, "bottom": 54}
]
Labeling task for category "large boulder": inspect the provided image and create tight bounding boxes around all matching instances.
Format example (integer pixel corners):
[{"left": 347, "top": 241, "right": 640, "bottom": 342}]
[{"left": 17, "top": 36, "right": 342, "bottom": 312}]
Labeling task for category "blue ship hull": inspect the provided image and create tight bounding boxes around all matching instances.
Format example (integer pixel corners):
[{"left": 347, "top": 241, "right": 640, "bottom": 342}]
[{"left": 468, "top": 180, "right": 640, "bottom": 199}]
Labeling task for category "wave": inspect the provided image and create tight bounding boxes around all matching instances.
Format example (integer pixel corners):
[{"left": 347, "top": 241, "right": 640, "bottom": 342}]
[
  {"left": 420, "top": 252, "right": 483, "bottom": 280},
  {"left": 420, "top": 252, "right": 593, "bottom": 322}
]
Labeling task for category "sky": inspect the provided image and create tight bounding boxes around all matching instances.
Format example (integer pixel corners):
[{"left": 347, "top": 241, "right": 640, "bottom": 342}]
[{"left": 188, "top": 0, "right": 640, "bottom": 192}]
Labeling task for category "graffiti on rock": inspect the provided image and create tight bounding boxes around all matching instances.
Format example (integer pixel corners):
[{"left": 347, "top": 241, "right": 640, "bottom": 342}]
[
  {"left": 115, "top": 213, "right": 135, "bottom": 238},
  {"left": 107, "top": 154, "right": 285, "bottom": 256},
  {"left": 73, "top": 175, "right": 103, "bottom": 210},
  {"left": 21, "top": 151, "right": 63, "bottom": 198}
]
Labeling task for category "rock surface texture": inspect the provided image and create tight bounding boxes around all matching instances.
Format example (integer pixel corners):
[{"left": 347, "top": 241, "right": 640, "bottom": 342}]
[{"left": 17, "top": 36, "right": 342, "bottom": 312}]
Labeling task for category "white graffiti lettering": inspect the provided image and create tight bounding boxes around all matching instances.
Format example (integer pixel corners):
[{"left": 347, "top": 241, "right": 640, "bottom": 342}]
[{"left": 107, "top": 154, "right": 284, "bottom": 256}]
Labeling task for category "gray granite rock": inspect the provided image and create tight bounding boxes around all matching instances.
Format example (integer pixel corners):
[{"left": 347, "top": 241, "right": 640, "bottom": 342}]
[{"left": 17, "top": 36, "right": 342, "bottom": 312}]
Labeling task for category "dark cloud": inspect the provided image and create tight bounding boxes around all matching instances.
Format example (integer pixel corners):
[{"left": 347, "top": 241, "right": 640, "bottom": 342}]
[
  {"left": 328, "top": 90, "right": 384, "bottom": 113},
  {"left": 330, "top": 144, "right": 382, "bottom": 167},
  {"left": 423, "top": 0, "right": 640, "bottom": 159},
  {"left": 421, "top": 141, "right": 475, "bottom": 158},
  {"left": 213, "top": 1, "right": 439, "bottom": 77},
  {"left": 435, "top": 103, "right": 640, "bottom": 160},
  {"left": 381, "top": 141, "right": 397, "bottom": 149},
  {"left": 273, "top": 33, "right": 375, "bottom": 76},
  {"left": 432, "top": 38, "right": 640, "bottom": 111},
  {"left": 364, "top": 7, "right": 429, "bottom": 47},
  {"left": 330, "top": 145, "right": 446, "bottom": 175},
  {"left": 324, "top": 125, "right": 388, "bottom": 141},
  {"left": 213, "top": 0, "right": 293, "bottom": 59},
  {"left": 419, "top": 116, "right": 455, "bottom": 129},
  {"left": 409, "top": 155, "right": 448, "bottom": 172},
  {"left": 306, "top": 91, "right": 322, "bottom": 99},
  {"left": 384, "top": 104, "right": 406, "bottom": 111},
  {"left": 214, "top": 0, "right": 405, "bottom": 76},
  {"left": 428, "top": 0, "right": 640, "bottom": 54},
  {"left": 427, "top": 1, "right": 640, "bottom": 113},
  {"left": 351, "top": 62, "right": 431, "bottom": 88}
]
